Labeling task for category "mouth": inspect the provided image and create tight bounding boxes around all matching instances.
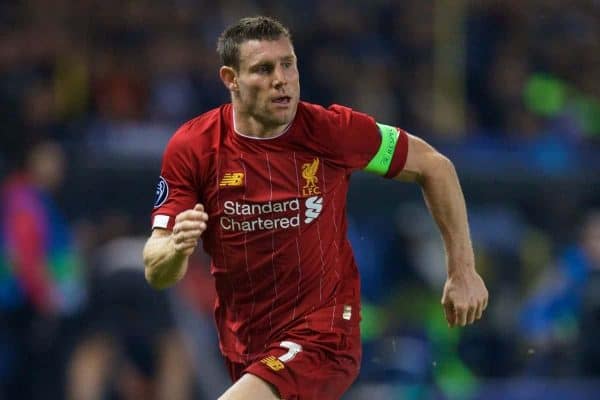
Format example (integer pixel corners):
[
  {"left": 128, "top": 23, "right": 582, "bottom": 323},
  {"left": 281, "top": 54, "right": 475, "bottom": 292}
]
[{"left": 272, "top": 96, "right": 292, "bottom": 105}]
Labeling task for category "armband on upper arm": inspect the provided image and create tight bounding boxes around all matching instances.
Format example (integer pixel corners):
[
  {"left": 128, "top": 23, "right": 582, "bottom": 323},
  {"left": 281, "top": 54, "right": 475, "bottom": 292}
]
[{"left": 363, "top": 123, "right": 400, "bottom": 176}]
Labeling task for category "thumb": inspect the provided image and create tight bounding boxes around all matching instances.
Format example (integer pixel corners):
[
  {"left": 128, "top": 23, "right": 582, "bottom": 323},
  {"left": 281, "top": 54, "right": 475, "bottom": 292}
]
[{"left": 193, "top": 204, "right": 204, "bottom": 212}]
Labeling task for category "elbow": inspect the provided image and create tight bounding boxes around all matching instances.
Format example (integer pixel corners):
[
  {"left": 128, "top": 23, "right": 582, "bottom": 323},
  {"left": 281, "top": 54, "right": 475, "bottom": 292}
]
[
  {"left": 421, "top": 152, "right": 456, "bottom": 185},
  {"left": 145, "top": 266, "right": 164, "bottom": 290},
  {"left": 145, "top": 266, "right": 177, "bottom": 290},
  {"left": 142, "top": 244, "right": 168, "bottom": 290},
  {"left": 436, "top": 153, "right": 456, "bottom": 175},
  {"left": 143, "top": 252, "right": 174, "bottom": 291},
  {"left": 142, "top": 234, "right": 186, "bottom": 290}
]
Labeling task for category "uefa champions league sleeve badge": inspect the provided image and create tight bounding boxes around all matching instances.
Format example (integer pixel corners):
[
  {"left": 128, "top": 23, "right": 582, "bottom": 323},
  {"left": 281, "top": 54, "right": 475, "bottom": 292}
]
[{"left": 153, "top": 176, "right": 169, "bottom": 208}]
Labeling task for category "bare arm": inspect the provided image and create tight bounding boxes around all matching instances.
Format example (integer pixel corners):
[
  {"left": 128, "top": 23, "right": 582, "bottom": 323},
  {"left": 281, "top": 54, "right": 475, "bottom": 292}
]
[
  {"left": 396, "top": 134, "right": 473, "bottom": 274},
  {"left": 396, "top": 134, "right": 488, "bottom": 327},
  {"left": 143, "top": 204, "right": 208, "bottom": 290}
]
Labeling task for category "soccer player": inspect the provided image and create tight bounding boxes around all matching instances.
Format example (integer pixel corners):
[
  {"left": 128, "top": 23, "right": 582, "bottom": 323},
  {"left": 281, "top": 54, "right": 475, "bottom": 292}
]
[{"left": 143, "top": 16, "right": 488, "bottom": 400}]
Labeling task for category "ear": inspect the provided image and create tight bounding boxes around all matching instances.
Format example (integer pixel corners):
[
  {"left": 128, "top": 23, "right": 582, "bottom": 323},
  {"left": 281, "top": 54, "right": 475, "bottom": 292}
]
[{"left": 219, "top": 66, "right": 238, "bottom": 92}]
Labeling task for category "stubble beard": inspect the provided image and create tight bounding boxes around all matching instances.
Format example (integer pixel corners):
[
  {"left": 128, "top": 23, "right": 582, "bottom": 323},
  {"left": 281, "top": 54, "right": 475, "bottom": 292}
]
[
  {"left": 261, "top": 99, "right": 297, "bottom": 129},
  {"left": 235, "top": 91, "right": 298, "bottom": 133}
]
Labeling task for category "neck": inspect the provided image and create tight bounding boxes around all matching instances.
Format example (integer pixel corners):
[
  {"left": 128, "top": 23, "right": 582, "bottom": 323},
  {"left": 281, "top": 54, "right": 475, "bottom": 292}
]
[{"left": 232, "top": 105, "right": 294, "bottom": 139}]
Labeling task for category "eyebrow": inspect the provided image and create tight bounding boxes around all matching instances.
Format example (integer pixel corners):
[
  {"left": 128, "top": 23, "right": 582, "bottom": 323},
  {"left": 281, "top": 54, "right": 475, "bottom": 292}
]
[{"left": 248, "top": 54, "right": 296, "bottom": 68}]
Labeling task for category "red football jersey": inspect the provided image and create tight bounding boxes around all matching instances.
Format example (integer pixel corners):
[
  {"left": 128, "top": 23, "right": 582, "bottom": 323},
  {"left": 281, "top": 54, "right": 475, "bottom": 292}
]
[{"left": 151, "top": 101, "right": 408, "bottom": 363}]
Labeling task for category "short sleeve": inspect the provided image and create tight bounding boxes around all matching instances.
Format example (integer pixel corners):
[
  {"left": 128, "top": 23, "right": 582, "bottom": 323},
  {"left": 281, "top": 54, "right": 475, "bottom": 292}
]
[
  {"left": 326, "top": 104, "right": 408, "bottom": 177},
  {"left": 150, "top": 127, "right": 198, "bottom": 230}
]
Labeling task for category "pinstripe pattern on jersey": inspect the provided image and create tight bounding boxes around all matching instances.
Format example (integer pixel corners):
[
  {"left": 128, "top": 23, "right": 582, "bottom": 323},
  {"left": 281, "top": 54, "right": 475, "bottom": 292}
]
[
  {"left": 239, "top": 153, "right": 255, "bottom": 362},
  {"left": 265, "top": 152, "right": 278, "bottom": 338},
  {"left": 291, "top": 152, "right": 302, "bottom": 323}
]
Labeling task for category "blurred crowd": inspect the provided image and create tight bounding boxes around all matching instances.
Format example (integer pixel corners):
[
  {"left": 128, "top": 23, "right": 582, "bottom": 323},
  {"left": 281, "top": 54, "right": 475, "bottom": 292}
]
[
  {"left": 1, "top": 0, "right": 599, "bottom": 399},
  {"left": 1, "top": 0, "right": 600, "bottom": 166}
]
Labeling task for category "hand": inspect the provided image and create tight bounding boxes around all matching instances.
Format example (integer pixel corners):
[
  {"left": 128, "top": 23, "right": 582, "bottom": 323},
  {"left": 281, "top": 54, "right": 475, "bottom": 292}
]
[
  {"left": 441, "top": 269, "right": 488, "bottom": 327},
  {"left": 172, "top": 204, "right": 209, "bottom": 256}
]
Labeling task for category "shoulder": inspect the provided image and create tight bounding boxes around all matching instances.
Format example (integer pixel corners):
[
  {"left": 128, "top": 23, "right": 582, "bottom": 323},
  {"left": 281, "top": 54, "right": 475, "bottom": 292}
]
[
  {"left": 298, "top": 101, "right": 353, "bottom": 121},
  {"left": 297, "top": 102, "right": 371, "bottom": 129},
  {"left": 165, "top": 104, "right": 230, "bottom": 159},
  {"left": 170, "top": 105, "right": 228, "bottom": 146}
]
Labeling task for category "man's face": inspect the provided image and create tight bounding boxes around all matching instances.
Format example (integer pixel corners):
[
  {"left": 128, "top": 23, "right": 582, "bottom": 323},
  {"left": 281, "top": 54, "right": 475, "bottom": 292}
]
[
  {"left": 29, "top": 142, "right": 65, "bottom": 192},
  {"left": 234, "top": 37, "right": 300, "bottom": 129},
  {"left": 583, "top": 214, "right": 600, "bottom": 267}
]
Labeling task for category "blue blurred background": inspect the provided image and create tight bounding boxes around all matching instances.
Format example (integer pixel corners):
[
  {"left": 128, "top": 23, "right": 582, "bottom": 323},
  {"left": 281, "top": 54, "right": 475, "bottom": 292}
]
[{"left": 0, "top": 1, "right": 599, "bottom": 399}]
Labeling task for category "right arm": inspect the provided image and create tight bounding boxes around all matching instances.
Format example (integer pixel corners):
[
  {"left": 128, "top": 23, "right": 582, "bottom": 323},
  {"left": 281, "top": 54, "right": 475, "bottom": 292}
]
[{"left": 143, "top": 204, "right": 208, "bottom": 290}]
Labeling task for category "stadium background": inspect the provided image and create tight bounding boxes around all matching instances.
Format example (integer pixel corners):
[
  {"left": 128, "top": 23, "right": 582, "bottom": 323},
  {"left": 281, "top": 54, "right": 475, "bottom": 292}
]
[{"left": 1, "top": 0, "right": 599, "bottom": 399}]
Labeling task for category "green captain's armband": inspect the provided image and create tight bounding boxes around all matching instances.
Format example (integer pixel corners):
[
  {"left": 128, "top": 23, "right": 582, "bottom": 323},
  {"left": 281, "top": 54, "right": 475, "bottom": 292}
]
[{"left": 363, "top": 123, "right": 400, "bottom": 176}]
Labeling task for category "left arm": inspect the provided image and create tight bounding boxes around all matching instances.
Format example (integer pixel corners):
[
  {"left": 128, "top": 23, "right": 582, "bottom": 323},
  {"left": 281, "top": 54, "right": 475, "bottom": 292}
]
[{"left": 396, "top": 134, "right": 488, "bottom": 327}]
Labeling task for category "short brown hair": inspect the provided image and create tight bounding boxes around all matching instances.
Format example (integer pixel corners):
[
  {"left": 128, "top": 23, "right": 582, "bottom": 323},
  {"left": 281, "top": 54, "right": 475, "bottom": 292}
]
[{"left": 217, "top": 16, "right": 292, "bottom": 70}]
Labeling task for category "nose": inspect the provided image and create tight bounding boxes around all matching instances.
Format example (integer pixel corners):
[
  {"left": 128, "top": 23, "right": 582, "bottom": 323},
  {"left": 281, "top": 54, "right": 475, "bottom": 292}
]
[{"left": 273, "top": 65, "right": 287, "bottom": 88}]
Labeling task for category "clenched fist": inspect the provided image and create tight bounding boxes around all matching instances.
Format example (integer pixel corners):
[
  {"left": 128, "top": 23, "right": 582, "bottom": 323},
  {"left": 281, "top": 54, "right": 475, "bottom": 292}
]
[
  {"left": 172, "top": 204, "right": 209, "bottom": 256},
  {"left": 441, "top": 269, "right": 488, "bottom": 327}
]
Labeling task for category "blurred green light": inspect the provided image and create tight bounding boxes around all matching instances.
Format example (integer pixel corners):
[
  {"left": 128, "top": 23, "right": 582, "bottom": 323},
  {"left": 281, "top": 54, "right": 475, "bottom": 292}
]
[
  {"left": 360, "top": 301, "right": 386, "bottom": 341},
  {"left": 524, "top": 73, "right": 566, "bottom": 116},
  {"left": 573, "top": 95, "right": 600, "bottom": 136}
]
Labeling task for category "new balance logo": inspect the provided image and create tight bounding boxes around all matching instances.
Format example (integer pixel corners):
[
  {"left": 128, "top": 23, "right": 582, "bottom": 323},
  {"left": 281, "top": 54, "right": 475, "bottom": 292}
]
[
  {"left": 260, "top": 356, "right": 285, "bottom": 371},
  {"left": 219, "top": 172, "right": 244, "bottom": 187},
  {"left": 259, "top": 341, "right": 302, "bottom": 372}
]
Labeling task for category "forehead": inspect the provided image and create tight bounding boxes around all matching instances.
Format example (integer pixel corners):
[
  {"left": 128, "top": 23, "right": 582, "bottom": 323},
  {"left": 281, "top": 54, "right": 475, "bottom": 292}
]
[{"left": 238, "top": 37, "right": 295, "bottom": 67}]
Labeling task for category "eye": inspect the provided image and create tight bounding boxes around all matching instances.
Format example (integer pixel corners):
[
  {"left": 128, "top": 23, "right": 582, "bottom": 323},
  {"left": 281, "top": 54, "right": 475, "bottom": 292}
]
[
  {"left": 282, "top": 61, "right": 293, "bottom": 69},
  {"left": 256, "top": 64, "right": 272, "bottom": 74}
]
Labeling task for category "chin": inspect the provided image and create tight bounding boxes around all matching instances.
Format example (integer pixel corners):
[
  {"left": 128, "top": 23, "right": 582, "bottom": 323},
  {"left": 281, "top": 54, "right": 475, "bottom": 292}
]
[
  {"left": 279, "top": 113, "right": 295, "bottom": 126},
  {"left": 270, "top": 110, "right": 293, "bottom": 124}
]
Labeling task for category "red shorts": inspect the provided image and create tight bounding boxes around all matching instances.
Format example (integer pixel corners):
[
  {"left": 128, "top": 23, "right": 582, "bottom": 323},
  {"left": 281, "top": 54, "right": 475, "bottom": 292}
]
[{"left": 225, "top": 327, "right": 361, "bottom": 400}]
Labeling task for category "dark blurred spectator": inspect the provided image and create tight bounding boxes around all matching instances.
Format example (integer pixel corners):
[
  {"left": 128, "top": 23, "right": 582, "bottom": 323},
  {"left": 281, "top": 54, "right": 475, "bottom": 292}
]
[
  {"left": 0, "top": 1, "right": 598, "bottom": 398},
  {"left": 520, "top": 210, "right": 600, "bottom": 377},
  {"left": 67, "top": 214, "right": 194, "bottom": 400},
  {"left": 171, "top": 244, "right": 232, "bottom": 398},
  {"left": 147, "top": 36, "right": 199, "bottom": 123},
  {"left": 0, "top": 140, "right": 85, "bottom": 399},
  {"left": 574, "top": 212, "right": 600, "bottom": 376}
]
